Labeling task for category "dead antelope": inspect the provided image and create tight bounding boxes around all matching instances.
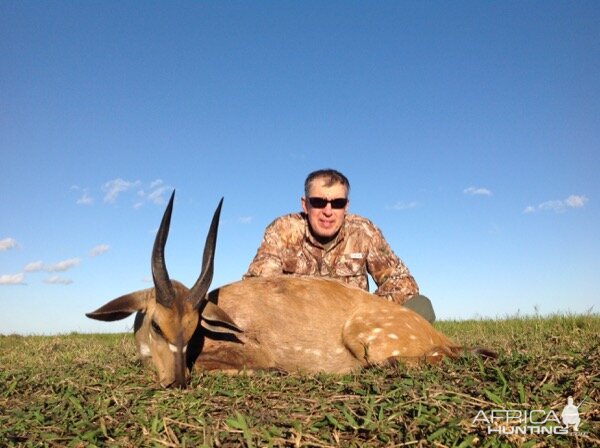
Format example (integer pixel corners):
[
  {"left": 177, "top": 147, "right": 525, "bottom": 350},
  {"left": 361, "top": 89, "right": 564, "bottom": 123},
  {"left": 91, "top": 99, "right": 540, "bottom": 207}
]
[{"left": 87, "top": 192, "right": 493, "bottom": 387}]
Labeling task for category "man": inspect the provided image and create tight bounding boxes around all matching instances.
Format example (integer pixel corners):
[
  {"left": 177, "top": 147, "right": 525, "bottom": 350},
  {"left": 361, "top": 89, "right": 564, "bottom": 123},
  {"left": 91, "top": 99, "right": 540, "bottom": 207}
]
[{"left": 244, "top": 169, "right": 435, "bottom": 322}]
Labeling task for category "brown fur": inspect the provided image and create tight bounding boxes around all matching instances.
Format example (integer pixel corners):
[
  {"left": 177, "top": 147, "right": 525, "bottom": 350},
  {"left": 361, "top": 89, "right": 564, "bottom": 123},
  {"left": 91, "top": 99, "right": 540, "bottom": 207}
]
[{"left": 197, "top": 276, "right": 463, "bottom": 373}]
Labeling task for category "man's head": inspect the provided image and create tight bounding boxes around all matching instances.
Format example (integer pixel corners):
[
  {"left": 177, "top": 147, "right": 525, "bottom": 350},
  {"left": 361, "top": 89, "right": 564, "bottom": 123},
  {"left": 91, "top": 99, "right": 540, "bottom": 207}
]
[{"left": 301, "top": 169, "right": 350, "bottom": 242}]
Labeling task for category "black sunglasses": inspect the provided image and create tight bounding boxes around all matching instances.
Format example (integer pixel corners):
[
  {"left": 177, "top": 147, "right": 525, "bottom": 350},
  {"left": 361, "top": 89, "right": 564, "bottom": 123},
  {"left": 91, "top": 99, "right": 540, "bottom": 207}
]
[{"left": 308, "top": 197, "right": 348, "bottom": 209}]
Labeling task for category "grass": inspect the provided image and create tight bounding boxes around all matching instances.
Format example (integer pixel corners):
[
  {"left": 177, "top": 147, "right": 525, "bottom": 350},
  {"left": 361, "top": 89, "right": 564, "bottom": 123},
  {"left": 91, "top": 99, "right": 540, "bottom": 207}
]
[{"left": 1, "top": 314, "right": 598, "bottom": 447}]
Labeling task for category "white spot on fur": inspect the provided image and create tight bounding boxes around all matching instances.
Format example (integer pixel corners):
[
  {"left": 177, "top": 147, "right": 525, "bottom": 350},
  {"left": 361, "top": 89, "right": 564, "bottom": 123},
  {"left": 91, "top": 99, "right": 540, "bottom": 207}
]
[
  {"left": 431, "top": 352, "right": 439, "bottom": 357},
  {"left": 305, "top": 349, "right": 322, "bottom": 357},
  {"left": 335, "top": 347, "right": 345, "bottom": 355},
  {"left": 383, "top": 322, "right": 394, "bottom": 327},
  {"left": 391, "top": 350, "right": 401, "bottom": 356},
  {"left": 409, "top": 334, "right": 417, "bottom": 340},
  {"left": 388, "top": 333, "right": 399, "bottom": 340},
  {"left": 139, "top": 343, "right": 151, "bottom": 357},
  {"left": 372, "top": 328, "right": 383, "bottom": 334},
  {"left": 366, "top": 334, "right": 377, "bottom": 342}
]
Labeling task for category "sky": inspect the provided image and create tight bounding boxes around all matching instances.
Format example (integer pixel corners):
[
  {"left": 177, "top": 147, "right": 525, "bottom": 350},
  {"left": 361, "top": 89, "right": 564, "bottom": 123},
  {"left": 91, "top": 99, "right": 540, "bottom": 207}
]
[{"left": 1, "top": 1, "right": 598, "bottom": 335}]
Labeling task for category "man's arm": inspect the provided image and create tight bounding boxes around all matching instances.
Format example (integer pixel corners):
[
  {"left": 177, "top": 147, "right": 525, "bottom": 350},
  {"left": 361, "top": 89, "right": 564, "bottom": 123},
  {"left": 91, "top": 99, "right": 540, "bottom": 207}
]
[
  {"left": 244, "top": 216, "right": 294, "bottom": 278},
  {"left": 366, "top": 225, "right": 419, "bottom": 305}
]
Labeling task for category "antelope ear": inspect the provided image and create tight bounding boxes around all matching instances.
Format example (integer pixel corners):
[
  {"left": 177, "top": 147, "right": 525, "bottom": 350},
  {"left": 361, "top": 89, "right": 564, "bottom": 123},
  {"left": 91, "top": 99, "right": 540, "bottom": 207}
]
[
  {"left": 86, "top": 290, "right": 150, "bottom": 321},
  {"left": 200, "top": 301, "right": 243, "bottom": 335}
]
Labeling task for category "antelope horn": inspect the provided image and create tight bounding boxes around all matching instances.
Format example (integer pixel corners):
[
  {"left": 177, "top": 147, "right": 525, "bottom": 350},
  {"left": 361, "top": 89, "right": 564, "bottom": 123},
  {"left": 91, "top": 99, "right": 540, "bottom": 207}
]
[
  {"left": 189, "top": 197, "right": 224, "bottom": 308},
  {"left": 151, "top": 190, "right": 176, "bottom": 307}
]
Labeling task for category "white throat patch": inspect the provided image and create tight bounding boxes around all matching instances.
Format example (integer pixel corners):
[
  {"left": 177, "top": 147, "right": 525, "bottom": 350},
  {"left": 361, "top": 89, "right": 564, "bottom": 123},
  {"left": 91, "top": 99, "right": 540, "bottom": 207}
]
[{"left": 139, "top": 343, "right": 151, "bottom": 357}]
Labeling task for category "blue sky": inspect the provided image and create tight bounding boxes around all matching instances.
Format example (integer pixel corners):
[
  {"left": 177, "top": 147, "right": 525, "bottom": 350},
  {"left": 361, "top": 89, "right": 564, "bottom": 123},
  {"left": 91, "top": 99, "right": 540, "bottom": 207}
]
[{"left": 1, "top": 1, "right": 598, "bottom": 335}]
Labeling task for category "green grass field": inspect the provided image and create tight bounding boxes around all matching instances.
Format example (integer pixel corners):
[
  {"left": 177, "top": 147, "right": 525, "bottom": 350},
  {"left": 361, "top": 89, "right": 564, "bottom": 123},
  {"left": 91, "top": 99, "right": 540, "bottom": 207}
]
[{"left": 1, "top": 314, "right": 598, "bottom": 447}]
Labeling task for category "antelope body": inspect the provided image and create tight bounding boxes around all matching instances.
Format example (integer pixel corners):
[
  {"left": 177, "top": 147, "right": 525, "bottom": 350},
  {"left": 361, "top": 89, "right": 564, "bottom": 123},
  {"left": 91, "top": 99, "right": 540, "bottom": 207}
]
[
  {"left": 206, "top": 276, "right": 462, "bottom": 373},
  {"left": 87, "top": 193, "right": 483, "bottom": 388}
]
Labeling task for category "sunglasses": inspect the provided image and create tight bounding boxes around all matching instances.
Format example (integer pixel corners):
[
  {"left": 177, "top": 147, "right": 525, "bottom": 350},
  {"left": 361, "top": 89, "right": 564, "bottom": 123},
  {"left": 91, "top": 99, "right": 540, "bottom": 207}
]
[{"left": 307, "top": 197, "right": 348, "bottom": 209}]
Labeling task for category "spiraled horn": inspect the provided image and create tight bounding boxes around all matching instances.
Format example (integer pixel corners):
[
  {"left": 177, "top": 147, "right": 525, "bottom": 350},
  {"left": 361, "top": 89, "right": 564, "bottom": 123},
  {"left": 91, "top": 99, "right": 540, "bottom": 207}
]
[
  {"left": 151, "top": 190, "right": 176, "bottom": 307},
  {"left": 189, "top": 197, "right": 224, "bottom": 308}
]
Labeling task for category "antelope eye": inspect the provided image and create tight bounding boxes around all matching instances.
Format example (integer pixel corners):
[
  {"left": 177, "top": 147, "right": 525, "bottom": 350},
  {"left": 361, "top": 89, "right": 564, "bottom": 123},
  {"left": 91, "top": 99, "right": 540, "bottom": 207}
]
[{"left": 151, "top": 320, "right": 164, "bottom": 337}]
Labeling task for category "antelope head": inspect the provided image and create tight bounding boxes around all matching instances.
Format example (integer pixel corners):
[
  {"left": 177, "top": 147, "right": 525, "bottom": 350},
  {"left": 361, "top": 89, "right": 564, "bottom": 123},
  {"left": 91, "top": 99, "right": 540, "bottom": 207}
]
[{"left": 86, "top": 192, "right": 241, "bottom": 387}]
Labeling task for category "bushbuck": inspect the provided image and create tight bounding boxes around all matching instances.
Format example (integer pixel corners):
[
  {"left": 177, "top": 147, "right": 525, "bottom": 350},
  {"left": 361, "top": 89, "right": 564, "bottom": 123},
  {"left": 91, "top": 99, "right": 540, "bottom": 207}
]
[{"left": 87, "top": 192, "right": 493, "bottom": 387}]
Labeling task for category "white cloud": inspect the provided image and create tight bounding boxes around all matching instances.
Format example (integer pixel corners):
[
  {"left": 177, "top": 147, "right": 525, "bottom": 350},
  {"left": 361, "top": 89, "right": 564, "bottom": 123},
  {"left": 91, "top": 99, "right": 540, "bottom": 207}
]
[
  {"left": 76, "top": 189, "right": 94, "bottom": 206},
  {"left": 565, "top": 195, "right": 588, "bottom": 208},
  {"left": 24, "top": 261, "right": 45, "bottom": 272},
  {"left": 135, "top": 180, "right": 172, "bottom": 208},
  {"left": 103, "top": 178, "right": 141, "bottom": 203},
  {"left": 524, "top": 195, "right": 588, "bottom": 214},
  {"left": 387, "top": 201, "right": 420, "bottom": 211},
  {"left": 147, "top": 186, "right": 170, "bottom": 205},
  {"left": 90, "top": 244, "right": 110, "bottom": 257},
  {"left": 464, "top": 186, "right": 493, "bottom": 196},
  {"left": 0, "top": 273, "right": 26, "bottom": 285},
  {"left": 24, "top": 259, "right": 84, "bottom": 272},
  {"left": 239, "top": 216, "right": 253, "bottom": 224},
  {"left": 538, "top": 200, "right": 565, "bottom": 212},
  {"left": 44, "top": 275, "right": 73, "bottom": 285},
  {"left": 46, "top": 258, "right": 81, "bottom": 272},
  {"left": 0, "top": 238, "right": 18, "bottom": 251},
  {"left": 150, "top": 179, "right": 164, "bottom": 189},
  {"left": 81, "top": 179, "right": 173, "bottom": 208}
]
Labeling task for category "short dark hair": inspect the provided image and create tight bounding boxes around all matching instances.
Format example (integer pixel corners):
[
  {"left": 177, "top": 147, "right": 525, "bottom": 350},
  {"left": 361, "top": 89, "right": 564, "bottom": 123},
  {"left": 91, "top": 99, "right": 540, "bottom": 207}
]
[{"left": 304, "top": 169, "right": 350, "bottom": 197}]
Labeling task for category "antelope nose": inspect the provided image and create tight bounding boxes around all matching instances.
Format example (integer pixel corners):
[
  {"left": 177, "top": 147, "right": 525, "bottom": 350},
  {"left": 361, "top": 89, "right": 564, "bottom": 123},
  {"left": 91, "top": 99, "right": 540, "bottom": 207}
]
[
  {"left": 160, "top": 377, "right": 189, "bottom": 389},
  {"left": 173, "top": 379, "right": 188, "bottom": 389}
]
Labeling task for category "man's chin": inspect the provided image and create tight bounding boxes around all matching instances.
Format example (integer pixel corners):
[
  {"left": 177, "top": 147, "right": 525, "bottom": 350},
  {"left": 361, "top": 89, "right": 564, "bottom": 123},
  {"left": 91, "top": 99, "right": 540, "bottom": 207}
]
[
  {"left": 308, "top": 221, "right": 341, "bottom": 243},
  {"left": 314, "top": 228, "right": 340, "bottom": 241}
]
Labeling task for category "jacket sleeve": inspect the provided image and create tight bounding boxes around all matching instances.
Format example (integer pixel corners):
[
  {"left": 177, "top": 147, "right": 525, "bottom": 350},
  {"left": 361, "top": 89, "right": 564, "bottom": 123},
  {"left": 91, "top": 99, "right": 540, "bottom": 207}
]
[
  {"left": 366, "top": 225, "right": 419, "bottom": 305},
  {"left": 243, "top": 218, "right": 287, "bottom": 278}
]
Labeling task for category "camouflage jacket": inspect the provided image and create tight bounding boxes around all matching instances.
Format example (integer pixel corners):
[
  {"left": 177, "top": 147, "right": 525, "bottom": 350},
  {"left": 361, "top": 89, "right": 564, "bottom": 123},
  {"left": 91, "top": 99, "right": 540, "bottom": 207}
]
[{"left": 244, "top": 213, "right": 419, "bottom": 304}]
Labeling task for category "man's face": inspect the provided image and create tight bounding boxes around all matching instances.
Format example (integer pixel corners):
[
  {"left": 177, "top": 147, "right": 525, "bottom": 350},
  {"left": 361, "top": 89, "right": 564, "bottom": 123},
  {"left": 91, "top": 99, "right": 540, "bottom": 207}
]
[{"left": 301, "top": 179, "right": 349, "bottom": 241}]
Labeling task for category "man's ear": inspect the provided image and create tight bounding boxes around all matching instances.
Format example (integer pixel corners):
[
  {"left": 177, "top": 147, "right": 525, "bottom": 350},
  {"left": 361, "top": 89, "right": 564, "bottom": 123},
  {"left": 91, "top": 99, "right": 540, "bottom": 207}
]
[
  {"left": 301, "top": 196, "right": 309, "bottom": 215},
  {"left": 86, "top": 290, "right": 150, "bottom": 321},
  {"left": 200, "top": 301, "right": 243, "bottom": 335}
]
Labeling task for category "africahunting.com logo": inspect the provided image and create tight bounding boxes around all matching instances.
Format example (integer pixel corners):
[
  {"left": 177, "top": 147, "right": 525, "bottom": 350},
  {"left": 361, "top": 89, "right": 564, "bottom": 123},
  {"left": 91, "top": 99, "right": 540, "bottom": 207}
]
[{"left": 472, "top": 396, "right": 587, "bottom": 436}]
